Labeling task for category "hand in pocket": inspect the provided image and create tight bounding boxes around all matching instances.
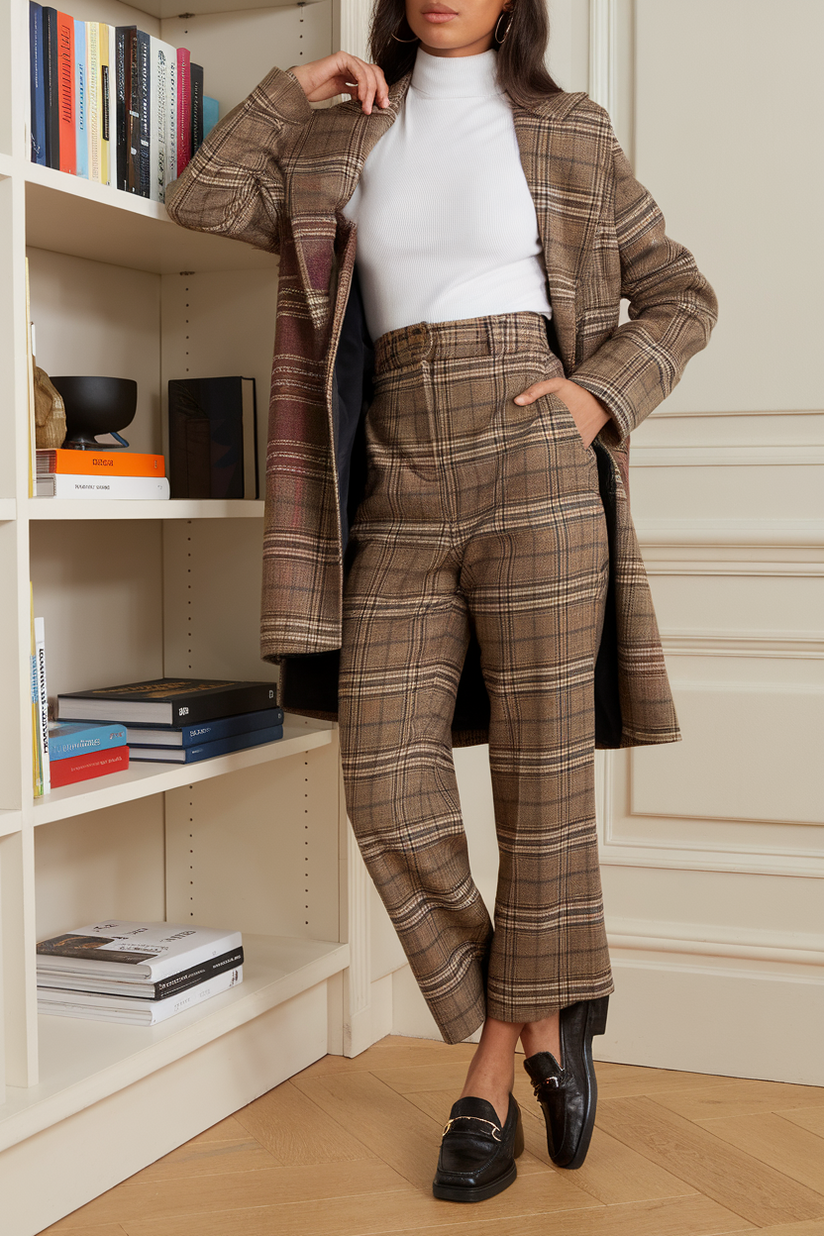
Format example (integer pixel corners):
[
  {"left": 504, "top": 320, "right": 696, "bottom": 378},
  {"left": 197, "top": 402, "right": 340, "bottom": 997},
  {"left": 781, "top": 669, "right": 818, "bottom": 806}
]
[{"left": 513, "top": 377, "right": 611, "bottom": 447}]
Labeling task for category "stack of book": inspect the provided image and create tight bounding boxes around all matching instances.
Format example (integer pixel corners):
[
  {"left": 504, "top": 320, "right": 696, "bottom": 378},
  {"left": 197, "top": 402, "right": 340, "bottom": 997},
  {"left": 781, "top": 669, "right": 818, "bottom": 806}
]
[
  {"left": 48, "top": 720, "right": 129, "bottom": 788},
  {"left": 36, "top": 920, "right": 244, "bottom": 1024},
  {"left": 29, "top": 4, "right": 218, "bottom": 201},
  {"left": 36, "top": 448, "right": 170, "bottom": 500},
  {"left": 57, "top": 677, "right": 284, "bottom": 764}
]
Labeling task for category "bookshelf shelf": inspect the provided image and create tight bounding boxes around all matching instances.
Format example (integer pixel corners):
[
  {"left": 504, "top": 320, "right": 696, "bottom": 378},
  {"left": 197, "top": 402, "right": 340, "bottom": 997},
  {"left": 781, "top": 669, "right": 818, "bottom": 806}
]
[
  {"left": 0, "top": 809, "right": 23, "bottom": 837},
  {"left": 31, "top": 720, "right": 332, "bottom": 826},
  {"left": 25, "top": 498, "right": 265, "bottom": 520},
  {"left": 25, "top": 163, "right": 278, "bottom": 275},
  {"left": 0, "top": 499, "right": 16, "bottom": 520},
  {"left": 0, "top": 933, "right": 349, "bottom": 1152}
]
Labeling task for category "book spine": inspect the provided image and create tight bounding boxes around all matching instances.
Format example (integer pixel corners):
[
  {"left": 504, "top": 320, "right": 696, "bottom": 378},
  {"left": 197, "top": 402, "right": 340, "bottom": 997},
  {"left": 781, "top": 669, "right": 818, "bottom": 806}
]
[
  {"left": 30, "top": 586, "right": 43, "bottom": 797},
  {"left": 167, "top": 45, "right": 177, "bottom": 199},
  {"left": 129, "top": 707, "right": 285, "bottom": 747},
  {"left": 77, "top": 20, "right": 91, "bottom": 180},
  {"left": 135, "top": 29, "right": 150, "bottom": 198},
  {"left": 34, "top": 617, "right": 50, "bottom": 794},
  {"left": 56, "top": 9, "right": 75, "bottom": 174},
  {"left": 37, "top": 946, "right": 245, "bottom": 997},
  {"left": 114, "top": 26, "right": 128, "bottom": 190},
  {"left": 190, "top": 62, "right": 203, "bottom": 157},
  {"left": 176, "top": 684, "right": 277, "bottom": 727},
  {"left": 131, "top": 724, "right": 283, "bottom": 762},
  {"left": 151, "top": 947, "right": 244, "bottom": 997},
  {"left": 85, "top": 21, "right": 99, "bottom": 181},
  {"left": 99, "top": 23, "right": 110, "bottom": 184},
  {"left": 37, "top": 474, "right": 171, "bottom": 499},
  {"left": 38, "top": 964, "right": 243, "bottom": 1022},
  {"left": 49, "top": 725, "right": 129, "bottom": 760},
  {"left": 49, "top": 746, "right": 129, "bottom": 788},
  {"left": 149, "top": 35, "right": 160, "bottom": 202},
  {"left": 43, "top": 7, "right": 59, "bottom": 169},
  {"left": 30, "top": 3, "right": 47, "bottom": 165},
  {"left": 176, "top": 47, "right": 190, "bottom": 176},
  {"left": 37, "top": 449, "right": 166, "bottom": 477}
]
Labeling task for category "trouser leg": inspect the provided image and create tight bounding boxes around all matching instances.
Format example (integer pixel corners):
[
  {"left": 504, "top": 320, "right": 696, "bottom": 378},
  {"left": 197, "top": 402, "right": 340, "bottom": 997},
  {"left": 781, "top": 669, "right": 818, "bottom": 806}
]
[{"left": 339, "top": 539, "right": 493, "bottom": 1045}]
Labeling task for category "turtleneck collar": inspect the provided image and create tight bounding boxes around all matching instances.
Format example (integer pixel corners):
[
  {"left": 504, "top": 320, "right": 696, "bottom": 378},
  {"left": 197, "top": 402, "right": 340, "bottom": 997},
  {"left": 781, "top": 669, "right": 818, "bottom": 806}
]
[{"left": 410, "top": 46, "right": 502, "bottom": 99}]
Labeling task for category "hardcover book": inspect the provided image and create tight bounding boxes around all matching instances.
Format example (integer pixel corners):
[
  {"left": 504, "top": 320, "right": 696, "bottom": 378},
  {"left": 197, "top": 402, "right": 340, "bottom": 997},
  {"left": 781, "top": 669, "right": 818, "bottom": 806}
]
[
  {"left": 57, "top": 676, "right": 277, "bottom": 726},
  {"left": 55, "top": 8, "right": 75, "bottom": 174},
  {"left": 78, "top": 17, "right": 91, "bottom": 179},
  {"left": 190, "top": 61, "right": 203, "bottom": 156},
  {"left": 129, "top": 723, "right": 283, "bottom": 763},
  {"left": 30, "top": 3, "right": 47, "bottom": 165},
  {"left": 36, "top": 473, "right": 170, "bottom": 499},
  {"left": 37, "top": 945, "right": 244, "bottom": 999},
  {"left": 49, "top": 745, "right": 129, "bottom": 788},
  {"left": 36, "top": 448, "right": 166, "bottom": 477},
  {"left": 42, "top": 6, "right": 60, "bottom": 168},
  {"left": 36, "top": 919, "right": 243, "bottom": 980},
  {"left": 126, "top": 705, "right": 284, "bottom": 747},
  {"left": 168, "top": 376, "right": 258, "bottom": 500},
  {"left": 48, "top": 720, "right": 128, "bottom": 761}
]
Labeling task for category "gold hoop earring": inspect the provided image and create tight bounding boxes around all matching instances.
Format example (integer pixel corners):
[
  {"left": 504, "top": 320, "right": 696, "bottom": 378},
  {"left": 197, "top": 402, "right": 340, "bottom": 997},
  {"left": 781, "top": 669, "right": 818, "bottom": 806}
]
[
  {"left": 391, "top": 16, "right": 419, "bottom": 42},
  {"left": 494, "top": 8, "right": 513, "bottom": 43}
]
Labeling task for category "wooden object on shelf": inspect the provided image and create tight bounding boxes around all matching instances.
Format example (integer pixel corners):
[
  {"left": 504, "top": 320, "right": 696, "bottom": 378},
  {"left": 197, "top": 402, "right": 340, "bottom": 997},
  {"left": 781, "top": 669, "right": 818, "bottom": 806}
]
[{"left": 33, "top": 366, "right": 66, "bottom": 449}]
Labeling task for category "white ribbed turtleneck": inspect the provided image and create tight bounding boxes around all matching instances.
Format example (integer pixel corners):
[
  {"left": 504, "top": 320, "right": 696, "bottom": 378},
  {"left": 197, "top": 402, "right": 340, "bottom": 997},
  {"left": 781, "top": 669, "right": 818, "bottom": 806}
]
[{"left": 341, "top": 47, "right": 552, "bottom": 342}]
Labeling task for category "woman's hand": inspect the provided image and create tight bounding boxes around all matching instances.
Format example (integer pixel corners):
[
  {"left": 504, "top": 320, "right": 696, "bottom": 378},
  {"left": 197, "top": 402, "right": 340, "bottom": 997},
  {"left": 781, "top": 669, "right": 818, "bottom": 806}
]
[
  {"left": 288, "top": 54, "right": 391, "bottom": 115},
  {"left": 514, "top": 377, "right": 611, "bottom": 447}
]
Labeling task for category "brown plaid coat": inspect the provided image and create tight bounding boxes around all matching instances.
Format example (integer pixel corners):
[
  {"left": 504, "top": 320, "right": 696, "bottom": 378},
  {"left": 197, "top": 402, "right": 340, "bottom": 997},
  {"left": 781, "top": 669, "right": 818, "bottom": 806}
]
[{"left": 165, "top": 64, "right": 718, "bottom": 749}]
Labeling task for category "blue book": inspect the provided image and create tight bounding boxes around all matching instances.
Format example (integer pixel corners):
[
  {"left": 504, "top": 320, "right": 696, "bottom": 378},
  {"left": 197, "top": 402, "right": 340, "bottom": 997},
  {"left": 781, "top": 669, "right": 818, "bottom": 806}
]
[
  {"left": 125, "top": 706, "right": 284, "bottom": 748},
  {"left": 49, "top": 720, "right": 128, "bottom": 762},
  {"left": 203, "top": 95, "right": 218, "bottom": 139},
  {"left": 30, "top": 3, "right": 47, "bottom": 164},
  {"left": 74, "top": 19, "right": 88, "bottom": 178},
  {"left": 129, "top": 724, "right": 283, "bottom": 763}
]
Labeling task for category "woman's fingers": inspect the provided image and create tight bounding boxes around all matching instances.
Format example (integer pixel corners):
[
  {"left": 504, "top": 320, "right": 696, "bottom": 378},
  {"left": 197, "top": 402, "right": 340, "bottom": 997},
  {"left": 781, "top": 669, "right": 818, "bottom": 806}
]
[
  {"left": 339, "top": 56, "right": 390, "bottom": 112},
  {"left": 514, "top": 378, "right": 562, "bottom": 405},
  {"left": 291, "top": 53, "right": 389, "bottom": 110}
]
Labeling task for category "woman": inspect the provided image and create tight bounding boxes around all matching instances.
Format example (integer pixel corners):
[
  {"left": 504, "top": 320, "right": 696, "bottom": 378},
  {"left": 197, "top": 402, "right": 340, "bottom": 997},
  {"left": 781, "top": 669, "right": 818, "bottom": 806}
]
[{"left": 166, "top": 0, "right": 717, "bottom": 1204}]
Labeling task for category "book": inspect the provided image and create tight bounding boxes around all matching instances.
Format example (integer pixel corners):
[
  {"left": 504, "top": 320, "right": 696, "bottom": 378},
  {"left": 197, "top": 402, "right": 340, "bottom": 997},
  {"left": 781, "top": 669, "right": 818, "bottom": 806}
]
[
  {"left": 203, "top": 95, "right": 218, "bottom": 139},
  {"left": 37, "top": 963, "right": 243, "bottom": 1024},
  {"left": 33, "top": 616, "right": 50, "bottom": 794},
  {"left": 126, "top": 705, "right": 284, "bottom": 747},
  {"left": 31, "top": 587, "right": 44, "bottom": 796},
  {"left": 48, "top": 720, "right": 128, "bottom": 761},
  {"left": 176, "top": 46, "right": 191, "bottom": 176},
  {"left": 36, "top": 473, "right": 171, "bottom": 499},
  {"left": 42, "top": 7, "right": 59, "bottom": 168},
  {"left": 36, "top": 920, "right": 243, "bottom": 980},
  {"left": 56, "top": 9, "right": 75, "bottom": 174},
  {"left": 99, "top": 22, "right": 112, "bottom": 184},
  {"left": 190, "top": 61, "right": 203, "bottom": 156},
  {"left": 168, "top": 377, "right": 258, "bottom": 500},
  {"left": 49, "top": 745, "right": 129, "bottom": 787},
  {"left": 75, "top": 17, "right": 89, "bottom": 179},
  {"left": 149, "top": 36, "right": 177, "bottom": 202},
  {"left": 135, "top": 28, "right": 150, "bottom": 197},
  {"left": 58, "top": 677, "right": 277, "bottom": 726},
  {"left": 37, "top": 944, "right": 244, "bottom": 998},
  {"left": 114, "top": 25, "right": 132, "bottom": 190},
  {"left": 30, "top": 3, "right": 47, "bottom": 165},
  {"left": 130, "top": 723, "right": 283, "bottom": 763},
  {"left": 36, "top": 448, "right": 165, "bottom": 477},
  {"left": 84, "top": 20, "right": 98, "bottom": 181}
]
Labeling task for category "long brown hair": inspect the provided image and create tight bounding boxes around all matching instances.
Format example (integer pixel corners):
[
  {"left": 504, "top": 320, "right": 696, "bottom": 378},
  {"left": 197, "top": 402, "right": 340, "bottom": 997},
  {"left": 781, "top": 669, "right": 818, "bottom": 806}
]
[{"left": 368, "top": 0, "right": 562, "bottom": 108}]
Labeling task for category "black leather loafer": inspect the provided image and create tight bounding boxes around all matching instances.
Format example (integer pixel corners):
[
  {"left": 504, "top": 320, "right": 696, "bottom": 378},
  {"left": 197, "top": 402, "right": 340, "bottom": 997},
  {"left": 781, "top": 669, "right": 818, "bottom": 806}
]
[
  {"left": 432, "top": 1092, "right": 524, "bottom": 1202},
  {"left": 522, "top": 994, "right": 609, "bottom": 1169}
]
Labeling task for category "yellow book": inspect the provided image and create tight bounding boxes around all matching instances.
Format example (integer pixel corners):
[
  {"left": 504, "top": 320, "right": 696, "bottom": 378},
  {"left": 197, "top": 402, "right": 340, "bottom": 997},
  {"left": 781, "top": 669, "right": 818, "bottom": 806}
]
[
  {"left": 25, "top": 256, "right": 36, "bottom": 497},
  {"left": 31, "top": 584, "right": 43, "bottom": 797}
]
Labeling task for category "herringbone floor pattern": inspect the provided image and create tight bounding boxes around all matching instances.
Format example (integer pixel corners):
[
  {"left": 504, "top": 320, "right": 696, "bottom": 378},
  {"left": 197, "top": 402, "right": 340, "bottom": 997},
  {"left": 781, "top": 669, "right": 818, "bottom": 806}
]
[{"left": 42, "top": 1035, "right": 824, "bottom": 1236}]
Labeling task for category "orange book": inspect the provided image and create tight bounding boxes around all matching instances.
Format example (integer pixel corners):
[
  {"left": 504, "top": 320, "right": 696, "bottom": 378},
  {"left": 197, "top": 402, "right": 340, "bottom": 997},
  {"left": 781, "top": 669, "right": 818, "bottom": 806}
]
[
  {"left": 56, "top": 10, "right": 76, "bottom": 174},
  {"left": 36, "top": 449, "right": 166, "bottom": 477}
]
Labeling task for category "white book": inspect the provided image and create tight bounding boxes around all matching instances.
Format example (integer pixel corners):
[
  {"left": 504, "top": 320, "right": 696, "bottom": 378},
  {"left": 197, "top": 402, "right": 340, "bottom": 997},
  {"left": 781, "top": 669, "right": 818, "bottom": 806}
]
[
  {"left": 36, "top": 474, "right": 170, "bottom": 500},
  {"left": 38, "top": 964, "right": 243, "bottom": 1024},
  {"left": 149, "top": 36, "right": 178, "bottom": 203},
  {"left": 34, "top": 616, "right": 50, "bottom": 794},
  {"left": 36, "top": 920, "right": 243, "bottom": 981},
  {"left": 86, "top": 22, "right": 101, "bottom": 182},
  {"left": 106, "top": 23, "right": 116, "bottom": 185}
]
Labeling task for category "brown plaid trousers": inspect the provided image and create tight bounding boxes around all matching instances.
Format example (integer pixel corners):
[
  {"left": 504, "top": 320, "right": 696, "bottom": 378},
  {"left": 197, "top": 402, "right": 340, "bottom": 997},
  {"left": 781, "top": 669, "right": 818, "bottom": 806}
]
[{"left": 339, "top": 311, "right": 614, "bottom": 1045}]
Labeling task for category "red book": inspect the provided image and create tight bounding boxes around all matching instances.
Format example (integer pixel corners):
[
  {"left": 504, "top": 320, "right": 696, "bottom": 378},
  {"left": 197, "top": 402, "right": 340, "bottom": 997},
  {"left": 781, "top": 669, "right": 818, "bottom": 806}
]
[
  {"left": 176, "top": 47, "right": 191, "bottom": 176},
  {"left": 56, "top": 10, "right": 76, "bottom": 174},
  {"left": 50, "top": 745, "right": 129, "bottom": 788}
]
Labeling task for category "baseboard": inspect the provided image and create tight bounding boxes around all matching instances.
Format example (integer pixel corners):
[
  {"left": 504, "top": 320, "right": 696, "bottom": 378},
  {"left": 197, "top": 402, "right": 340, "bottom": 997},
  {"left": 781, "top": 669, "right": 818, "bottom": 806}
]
[{"left": 1, "top": 983, "right": 329, "bottom": 1236}]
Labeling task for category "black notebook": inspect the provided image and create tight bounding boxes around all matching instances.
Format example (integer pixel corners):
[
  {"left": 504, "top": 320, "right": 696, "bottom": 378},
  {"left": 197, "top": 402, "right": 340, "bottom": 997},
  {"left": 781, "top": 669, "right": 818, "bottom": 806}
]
[{"left": 168, "top": 376, "right": 258, "bottom": 500}]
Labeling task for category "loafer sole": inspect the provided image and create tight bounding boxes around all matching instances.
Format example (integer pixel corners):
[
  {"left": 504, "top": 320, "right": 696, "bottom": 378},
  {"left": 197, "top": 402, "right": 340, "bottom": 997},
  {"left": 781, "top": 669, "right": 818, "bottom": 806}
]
[{"left": 432, "top": 1160, "right": 518, "bottom": 1202}]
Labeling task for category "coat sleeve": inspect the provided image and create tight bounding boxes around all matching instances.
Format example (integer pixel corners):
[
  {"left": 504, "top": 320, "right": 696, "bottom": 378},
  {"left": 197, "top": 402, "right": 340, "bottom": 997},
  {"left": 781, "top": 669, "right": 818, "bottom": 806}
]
[
  {"left": 570, "top": 116, "right": 719, "bottom": 442},
  {"left": 164, "top": 66, "right": 314, "bottom": 254}
]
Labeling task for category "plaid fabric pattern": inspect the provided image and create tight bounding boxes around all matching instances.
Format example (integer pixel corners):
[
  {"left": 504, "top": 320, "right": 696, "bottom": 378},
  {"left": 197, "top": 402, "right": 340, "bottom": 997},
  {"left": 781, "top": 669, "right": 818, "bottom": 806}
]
[
  {"left": 165, "top": 64, "right": 718, "bottom": 747},
  {"left": 339, "top": 312, "right": 613, "bottom": 1043}
]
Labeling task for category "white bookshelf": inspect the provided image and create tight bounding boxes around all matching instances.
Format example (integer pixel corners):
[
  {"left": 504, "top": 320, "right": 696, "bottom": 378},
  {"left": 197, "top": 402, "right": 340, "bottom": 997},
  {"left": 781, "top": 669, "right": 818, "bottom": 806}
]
[{"left": 0, "top": 0, "right": 373, "bottom": 1231}]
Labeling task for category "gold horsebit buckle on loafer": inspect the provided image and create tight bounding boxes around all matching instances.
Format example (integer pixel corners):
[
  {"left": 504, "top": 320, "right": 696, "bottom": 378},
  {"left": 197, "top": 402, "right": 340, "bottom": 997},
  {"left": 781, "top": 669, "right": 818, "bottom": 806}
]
[{"left": 441, "top": 1115, "right": 502, "bottom": 1142}]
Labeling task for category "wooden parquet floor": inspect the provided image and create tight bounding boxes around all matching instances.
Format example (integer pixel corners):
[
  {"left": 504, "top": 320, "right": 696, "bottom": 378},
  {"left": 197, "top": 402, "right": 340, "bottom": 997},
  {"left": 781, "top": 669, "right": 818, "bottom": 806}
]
[{"left": 42, "top": 1036, "right": 824, "bottom": 1236}]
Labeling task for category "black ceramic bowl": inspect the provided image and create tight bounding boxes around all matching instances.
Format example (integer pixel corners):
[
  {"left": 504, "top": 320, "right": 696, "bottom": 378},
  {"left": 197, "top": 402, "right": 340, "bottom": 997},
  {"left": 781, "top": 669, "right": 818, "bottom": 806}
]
[{"left": 50, "top": 376, "right": 138, "bottom": 449}]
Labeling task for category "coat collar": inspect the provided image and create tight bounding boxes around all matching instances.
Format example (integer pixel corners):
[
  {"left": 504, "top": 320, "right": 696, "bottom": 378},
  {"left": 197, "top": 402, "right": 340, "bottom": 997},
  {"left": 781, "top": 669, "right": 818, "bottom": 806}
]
[{"left": 290, "top": 66, "right": 598, "bottom": 358}]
